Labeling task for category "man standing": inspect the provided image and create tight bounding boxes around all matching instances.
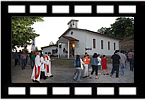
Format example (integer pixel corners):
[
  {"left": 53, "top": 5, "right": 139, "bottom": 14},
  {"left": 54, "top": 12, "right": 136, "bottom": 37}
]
[
  {"left": 23, "top": 46, "right": 28, "bottom": 64},
  {"left": 128, "top": 49, "right": 134, "bottom": 71},
  {"left": 119, "top": 50, "right": 127, "bottom": 75},
  {"left": 18, "top": 50, "right": 22, "bottom": 66},
  {"left": 31, "top": 52, "right": 42, "bottom": 83},
  {"left": 13, "top": 50, "right": 19, "bottom": 67},
  {"left": 20, "top": 51, "right": 27, "bottom": 70},
  {"left": 30, "top": 51, "right": 35, "bottom": 69},
  {"left": 110, "top": 50, "right": 122, "bottom": 78},
  {"left": 45, "top": 52, "right": 53, "bottom": 77}
]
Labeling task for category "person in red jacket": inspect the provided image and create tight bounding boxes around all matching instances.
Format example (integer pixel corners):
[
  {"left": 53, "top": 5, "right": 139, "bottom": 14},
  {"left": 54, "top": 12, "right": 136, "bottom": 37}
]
[{"left": 102, "top": 55, "right": 109, "bottom": 75}]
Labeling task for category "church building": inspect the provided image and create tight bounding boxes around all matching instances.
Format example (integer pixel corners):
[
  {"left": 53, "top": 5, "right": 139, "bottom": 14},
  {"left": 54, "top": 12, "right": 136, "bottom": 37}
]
[{"left": 57, "top": 19, "right": 122, "bottom": 58}]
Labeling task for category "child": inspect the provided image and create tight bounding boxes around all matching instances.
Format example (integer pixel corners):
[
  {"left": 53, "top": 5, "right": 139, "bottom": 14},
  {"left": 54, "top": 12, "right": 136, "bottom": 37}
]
[
  {"left": 83, "top": 54, "right": 90, "bottom": 78},
  {"left": 74, "top": 55, "right": 84, "bottom": 81},
  {"left": 97, "top": 54, "right": 101, "bottom": 74},
  {"left": 102, "top": 55, "right": 109, "bottom": 75}
]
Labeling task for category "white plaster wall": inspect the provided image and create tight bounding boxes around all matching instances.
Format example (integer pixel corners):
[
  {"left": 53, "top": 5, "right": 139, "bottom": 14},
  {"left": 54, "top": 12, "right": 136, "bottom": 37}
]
[
  {"left": 85, "top": 31, "right": 120, "bottom": 56},
  {"left": 42, "top": 46, "right": 57, "bottom": 54},
  {"left": 59, "top": 29, "right": 120, "bottom": 57},
  {"left": 69, "top": 21, "right": 77, "bottom": 28},
  {"left": 65, "top": 29, "right": 86, "bottom": 56},
  {"left": 60, "top": 43, "right": 67, "bottom": 56}
]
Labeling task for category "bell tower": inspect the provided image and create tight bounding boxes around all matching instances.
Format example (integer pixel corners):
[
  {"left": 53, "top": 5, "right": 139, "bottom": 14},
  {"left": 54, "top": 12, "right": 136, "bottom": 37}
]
[{"left": 67, "top": 19, "right": 78, "bottom": 28}]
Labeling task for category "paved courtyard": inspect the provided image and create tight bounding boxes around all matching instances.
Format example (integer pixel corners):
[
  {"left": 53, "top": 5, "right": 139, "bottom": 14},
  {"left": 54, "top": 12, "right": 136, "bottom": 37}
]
[{"left": 11, "top": 58, "right": 134, "bottom": 83}]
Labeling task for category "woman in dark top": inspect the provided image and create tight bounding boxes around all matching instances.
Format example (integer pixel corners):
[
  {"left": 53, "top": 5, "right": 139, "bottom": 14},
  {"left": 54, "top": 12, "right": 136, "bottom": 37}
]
[{"left": 90, "top": 53, "right": 99, "bottom": 79}]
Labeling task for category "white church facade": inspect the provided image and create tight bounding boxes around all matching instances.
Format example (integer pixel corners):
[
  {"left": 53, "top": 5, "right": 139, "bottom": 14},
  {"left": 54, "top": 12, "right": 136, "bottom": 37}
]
[{"left": 57, "top": 19, "right": 122, "bottom": 58}]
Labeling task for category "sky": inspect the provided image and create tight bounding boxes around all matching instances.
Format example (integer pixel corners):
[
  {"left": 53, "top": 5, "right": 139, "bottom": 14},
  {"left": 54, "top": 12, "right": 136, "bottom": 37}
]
[{"left": 27, "top": 17, "right": 133, "bottom": 51}]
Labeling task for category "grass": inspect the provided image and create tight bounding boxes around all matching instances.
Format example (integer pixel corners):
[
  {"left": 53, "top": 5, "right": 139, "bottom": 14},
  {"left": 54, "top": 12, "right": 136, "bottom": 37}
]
[
  {"left": 106, "top": 57, "right": 111, "bottom": 63},
  {"left": 51, "top": 58, "right": 75, "bottom": 68},
  {"left": 51, "top": 57, "right": 111, "bottom": 68}
]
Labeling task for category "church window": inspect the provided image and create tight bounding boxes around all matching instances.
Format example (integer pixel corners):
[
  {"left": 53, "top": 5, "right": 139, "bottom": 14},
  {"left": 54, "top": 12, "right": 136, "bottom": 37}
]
[
  {"left": 101, "top": 40, "right": 103, "bottom": 49},
  {"left": 93, "top": 39, "right": 96, "bottom": 48},
  {"left": 108, "top": 41, "right": 110, "bottom": 50},
  {"left": 114, "top": 43, "right": 116, "bottom": 50},
  {"left": 71, "top": 32, "right": 73, "bottom": 35}
]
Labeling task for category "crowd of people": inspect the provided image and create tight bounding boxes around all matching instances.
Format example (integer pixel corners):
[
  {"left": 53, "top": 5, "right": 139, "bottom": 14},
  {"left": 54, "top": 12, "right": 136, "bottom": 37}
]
[
  {"left": 31, "top": 52, "right": 53, "bottom": 83},
  {"left": 12, "top": 47, "right": 53, "bottom": 83},
  {"left": 13, "top": 49, "right": 38, "bottom": 70},
  {"left": 73, "top": 49, "right": 134, "bottom": 81},
  {"left": 13, "top": 47, "right": 134, "bottom": 83}
]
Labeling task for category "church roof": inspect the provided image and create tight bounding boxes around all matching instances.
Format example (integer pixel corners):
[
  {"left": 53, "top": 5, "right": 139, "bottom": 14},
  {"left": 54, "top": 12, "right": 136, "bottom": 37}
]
[
  {"left": 62, "top": 35, "right": 79, "bottom": 41},
  {"left": 59, "top": 28, "right": 123, "bottom": 40},
  {"left": 41, "top": 45, "right": 57, "bottom": 50}
]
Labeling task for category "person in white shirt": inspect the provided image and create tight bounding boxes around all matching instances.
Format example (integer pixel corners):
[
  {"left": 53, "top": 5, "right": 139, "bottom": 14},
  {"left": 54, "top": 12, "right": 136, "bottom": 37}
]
[{"left": 97, "top": 54, "right": 101, "bottom": 75}]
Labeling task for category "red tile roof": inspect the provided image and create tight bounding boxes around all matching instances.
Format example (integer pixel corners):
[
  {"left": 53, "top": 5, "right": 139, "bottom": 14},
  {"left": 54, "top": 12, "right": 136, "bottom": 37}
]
[{"left": 62, "top": 35, "right": 79, "bottom": 41}]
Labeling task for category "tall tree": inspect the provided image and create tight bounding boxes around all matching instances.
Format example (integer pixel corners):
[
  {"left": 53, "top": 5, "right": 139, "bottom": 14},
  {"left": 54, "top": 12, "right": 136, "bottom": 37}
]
[
  {"left": 97, "top": 27, "right": 107, "bottom": 34},
  {"left": 97, "top": 17, "right": 134, "bottom": 38},
  {"left": 111, "top": 17, "right": 134, "bottom": 37},
  {"left": 12, "top": 17, "right": 44, "bottom": 49},
  {"left": 124, "top": 25, "right": 134, "bottom": 37}
]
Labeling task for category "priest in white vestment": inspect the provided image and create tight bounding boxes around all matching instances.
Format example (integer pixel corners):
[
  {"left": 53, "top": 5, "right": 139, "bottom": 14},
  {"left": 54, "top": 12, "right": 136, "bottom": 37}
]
[
  {"left": 45, "top": 52, "right": 53, "bottom": 77},
  {"left": 31, "top": 52, "right": 42, "bottom": 83},
  {"left": 40, "top": 54, "right": 47, "bottom": 80}
]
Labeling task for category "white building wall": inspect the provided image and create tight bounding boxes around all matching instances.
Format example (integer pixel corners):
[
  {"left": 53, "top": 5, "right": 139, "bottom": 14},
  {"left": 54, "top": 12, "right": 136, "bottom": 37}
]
[
  {"left": 65, "top": 29, "right": 86, "bottom": 56},
  {"left": 60, "top": 43, "right": 67, "bottom": 57},
  {"left": 42, "top": 46, "right": 57, "bottom": 54},
  {"left": 85, "top": 31, "right": 120, "bottom": 56},
  {"left": 59, "top": 29, "right": 120, "bottom": 57}
]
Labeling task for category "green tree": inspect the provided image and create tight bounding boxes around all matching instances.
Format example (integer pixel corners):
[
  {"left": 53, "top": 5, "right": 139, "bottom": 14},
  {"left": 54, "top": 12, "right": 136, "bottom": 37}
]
[
  {"left": 124, "top": 25, "right": 134, "bottom": 37},
  {"left": 111, "top": 17, "right": 134, "bottom": 37},
  {"left": 12, "top": 17, "right": 44, "bottom": 49},
  {"left": 97, "top": 27, "right": 107, "bottom": 34},
  {"left": 97, "top": 27, "right": 114, "bottom": 36},
  {"left": 97, "top": 17, "right": 134, "bottom": 38}
]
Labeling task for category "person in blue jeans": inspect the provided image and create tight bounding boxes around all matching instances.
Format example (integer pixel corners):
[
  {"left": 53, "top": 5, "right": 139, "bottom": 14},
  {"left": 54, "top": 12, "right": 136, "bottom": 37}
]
[
  {"left": 89, "top": 53, "right": 99, "bottom": 79},
  {"left": 74, "top": 55, "right": 84, "bottom": 81},
  {"left": 119, "top": 50, "right": 127, "bottom": 75},
  {"left": 110, "top": 50, "right": 122, "bottom": 78},
  {"left": 20, "top": 51, "right": 27, "bottom": 70},
  {"left": 128, "top": 49, "right": 134, "bottom": 71}
]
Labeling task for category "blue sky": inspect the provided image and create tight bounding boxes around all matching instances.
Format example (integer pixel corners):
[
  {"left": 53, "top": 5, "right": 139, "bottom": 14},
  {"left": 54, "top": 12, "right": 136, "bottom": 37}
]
[{"left": 27, "top": 17, "right": 133, "bottom": 51}]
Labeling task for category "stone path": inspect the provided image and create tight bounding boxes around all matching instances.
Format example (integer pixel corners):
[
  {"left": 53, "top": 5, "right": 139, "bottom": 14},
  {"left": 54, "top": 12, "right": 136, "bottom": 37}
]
[{"left": 11, "top": 59, "right": 134, "bottom": 83}]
